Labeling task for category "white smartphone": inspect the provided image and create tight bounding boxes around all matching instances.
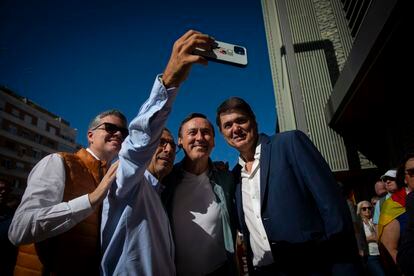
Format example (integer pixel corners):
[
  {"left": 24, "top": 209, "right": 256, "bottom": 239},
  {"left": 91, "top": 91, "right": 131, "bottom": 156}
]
[{"left": 193, "top": 40, "right": 248, "bottom": 67}]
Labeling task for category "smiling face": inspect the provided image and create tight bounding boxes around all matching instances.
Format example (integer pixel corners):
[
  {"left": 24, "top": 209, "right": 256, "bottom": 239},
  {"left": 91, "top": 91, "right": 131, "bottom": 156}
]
[
  {"left": 147, "top": 130, "right": 176, "bottom": 180},
  {"left": 178, "top": 117, "right": 215, "bottom": 163},
  {"left": 87, "top": 115, "right": 126, "bottom": 161},
  {"left": 218, "top": 111, "right": 257, "bottom": 156}
]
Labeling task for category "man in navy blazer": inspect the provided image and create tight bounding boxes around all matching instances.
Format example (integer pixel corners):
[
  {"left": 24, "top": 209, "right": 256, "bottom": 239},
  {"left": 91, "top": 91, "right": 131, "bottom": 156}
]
[{"left": 216, "top": 97, "right": 360, "bottom": 275}]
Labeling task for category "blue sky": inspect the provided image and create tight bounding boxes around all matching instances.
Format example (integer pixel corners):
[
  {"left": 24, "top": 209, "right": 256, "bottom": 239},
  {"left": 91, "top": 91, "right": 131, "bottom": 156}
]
[{"left": 0, "top": 0, "right": 276, "bottom": 167}]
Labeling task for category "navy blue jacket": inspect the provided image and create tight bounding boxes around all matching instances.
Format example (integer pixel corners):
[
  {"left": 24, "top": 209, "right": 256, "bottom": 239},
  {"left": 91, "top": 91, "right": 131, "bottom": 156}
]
[{"left": 234, "top": 131, "right": 360, "bottom": 275}]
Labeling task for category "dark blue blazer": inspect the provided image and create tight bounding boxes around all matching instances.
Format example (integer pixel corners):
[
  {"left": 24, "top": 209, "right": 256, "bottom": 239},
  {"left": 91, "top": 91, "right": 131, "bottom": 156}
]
[{"left": 234, "top": 131, "right": 360, "bottom": 274}]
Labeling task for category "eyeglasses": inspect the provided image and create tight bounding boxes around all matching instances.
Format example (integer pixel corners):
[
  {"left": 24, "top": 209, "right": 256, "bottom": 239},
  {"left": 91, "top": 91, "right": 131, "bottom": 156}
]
[
  {"left": 361, "top": 207, "right": 372, "bottom": 211},
  {"left": 381, "top": 176, "right": 396, "bottom": 182},
  {"left": 159, "top": 138, "right": 176, "bottom": 150},
  {"left": 405, "top": 168, "right": 414, "bottom": 177},
  {"left": 92, "top": 122, "right": 129, "bottom": 139}
]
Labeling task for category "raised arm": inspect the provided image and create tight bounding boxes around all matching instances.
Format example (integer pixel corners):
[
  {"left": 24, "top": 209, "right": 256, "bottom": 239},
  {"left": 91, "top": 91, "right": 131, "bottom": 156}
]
[{"left": 114, "top": 30, "right": 214, "bottom": 198}]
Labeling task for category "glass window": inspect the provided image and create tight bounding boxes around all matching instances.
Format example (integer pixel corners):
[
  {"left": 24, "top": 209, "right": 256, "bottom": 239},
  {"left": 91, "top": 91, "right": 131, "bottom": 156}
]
[{"left": 38, "top": 118, "right": 47, "bottom": 130}]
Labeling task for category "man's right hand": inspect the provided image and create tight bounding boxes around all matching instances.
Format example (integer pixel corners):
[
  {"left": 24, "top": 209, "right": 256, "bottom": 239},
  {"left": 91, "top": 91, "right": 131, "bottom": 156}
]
[
  {"left": 88, "top": 160, "right": 119, "bottom": 209},
  {"left": 162, "top": 30, "right": 215, "bottom": 88}
]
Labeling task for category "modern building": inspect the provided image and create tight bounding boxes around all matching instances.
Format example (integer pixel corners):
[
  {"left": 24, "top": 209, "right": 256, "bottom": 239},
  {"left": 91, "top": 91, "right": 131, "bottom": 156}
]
[
  {"left": 0, "top": 87, "right": 79, "bottom": 195},
  {"left": 261, "top": 0, "right": 410, "bottom": 197},
  {"left": 324, "top": 0, "right": 411, "bottom": 169},
  {"left": 262, "top": 0, "right": 371, "bottom": 172}
]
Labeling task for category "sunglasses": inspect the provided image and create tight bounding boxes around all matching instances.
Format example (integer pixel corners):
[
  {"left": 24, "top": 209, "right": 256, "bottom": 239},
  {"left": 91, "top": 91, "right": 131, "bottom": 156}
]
[
  {"left": 381, "top": 176, "right": 396, "bottom": 182},
  {"left": 361, "top": 207, "right": 372, "bottom": 211},
  {"left": 405, "top": 168, "right": 414, "bottom": 177},
  {"left": 92, "top": 122, "right": 129, "bottom": 139}
]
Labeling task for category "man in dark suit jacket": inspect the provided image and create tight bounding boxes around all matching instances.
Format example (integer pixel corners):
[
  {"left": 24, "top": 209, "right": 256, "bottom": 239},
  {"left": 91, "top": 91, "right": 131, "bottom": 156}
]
[{"left": 215, "top": 97, "right": 360, "bottom": 275}]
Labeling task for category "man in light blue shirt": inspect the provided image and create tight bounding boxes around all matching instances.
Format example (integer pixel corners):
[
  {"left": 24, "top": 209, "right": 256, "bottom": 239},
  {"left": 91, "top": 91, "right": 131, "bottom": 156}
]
[{"left": 100, "top": 30, "right": 215, "bottom": 275}]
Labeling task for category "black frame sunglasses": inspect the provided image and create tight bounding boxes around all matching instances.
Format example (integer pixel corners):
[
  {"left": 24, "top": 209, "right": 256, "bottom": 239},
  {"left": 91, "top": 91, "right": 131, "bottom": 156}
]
[
  {"left": 92, "top": 122, "right": 129, "bottom": 138},
  {"left": 361, "top": 207, "right": 372, "bottom": 211},
  {"left": 381, "top": 176, "right": 396, "bottom": 182}
]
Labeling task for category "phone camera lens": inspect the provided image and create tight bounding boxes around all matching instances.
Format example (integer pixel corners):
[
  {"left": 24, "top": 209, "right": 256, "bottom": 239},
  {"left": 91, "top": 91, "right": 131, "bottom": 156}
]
[{"left": 234, "top": 46, "right": 245, "bottom": 55}]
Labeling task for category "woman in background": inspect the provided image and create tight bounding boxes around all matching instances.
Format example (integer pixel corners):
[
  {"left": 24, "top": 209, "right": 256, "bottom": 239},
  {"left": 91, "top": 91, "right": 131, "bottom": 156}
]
[{"left": 357, "top": 200, "right": 385, "bottom": 276}]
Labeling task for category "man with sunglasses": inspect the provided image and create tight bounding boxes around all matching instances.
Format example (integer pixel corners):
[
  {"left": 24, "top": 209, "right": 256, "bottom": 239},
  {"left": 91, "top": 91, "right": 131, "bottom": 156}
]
[
  {"left": 100, "top": 30, "right": 216, "bottom": 275},
  {"left": 9, "top": 110, "right": 126, "bottom": 275},
  {"left": 373, "top": 169, "right": 397, "bottom": 226}
]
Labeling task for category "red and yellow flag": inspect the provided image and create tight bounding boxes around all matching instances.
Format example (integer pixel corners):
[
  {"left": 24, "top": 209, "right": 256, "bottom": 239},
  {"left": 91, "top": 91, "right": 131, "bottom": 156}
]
[{"left": 378, "top": 188, "right": 407, "bottom": 238}]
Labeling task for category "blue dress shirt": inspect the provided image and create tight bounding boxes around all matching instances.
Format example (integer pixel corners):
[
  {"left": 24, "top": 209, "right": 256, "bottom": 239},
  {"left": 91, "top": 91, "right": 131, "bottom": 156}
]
[{"left": 100, "top": 76, "right": 177, "bottom": 276}]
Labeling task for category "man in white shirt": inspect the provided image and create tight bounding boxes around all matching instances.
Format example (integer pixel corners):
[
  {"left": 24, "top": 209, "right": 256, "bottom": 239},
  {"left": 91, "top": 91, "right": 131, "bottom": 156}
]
[
  {"left": 9, "top": 109, "right": 127, "bottom": 275},
  {"left": 216, "top": 97, "right": 360, "bottom": 275}
]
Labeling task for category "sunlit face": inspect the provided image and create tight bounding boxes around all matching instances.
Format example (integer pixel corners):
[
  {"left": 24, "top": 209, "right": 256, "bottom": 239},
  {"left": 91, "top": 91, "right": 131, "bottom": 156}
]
[
  {"left": 219, "top": 111, "right": 257, "bottom": 154},
  {"left": 87, "top": 115, "right": 126, "bottom": 161},
  {"left": 360, "top": 203, "right": 373, "bottom": 219},
  {"left": 147, "top": 130, "right": 176, "bottom": 180},
  {"left": 404, "top": 158, "right": 414, "bottom": 191},
  {"left": 178, "top": 117, "right": 215, "bottom": 162}
]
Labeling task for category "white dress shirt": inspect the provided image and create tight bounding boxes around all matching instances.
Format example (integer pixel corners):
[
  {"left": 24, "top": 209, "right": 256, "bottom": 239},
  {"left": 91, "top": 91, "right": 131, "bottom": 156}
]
[
  {"left": 239, "top": 136, "right": 274, "bottom": 267},
  {"left": 8, "top": 149, "right": 98, "bottom": 245}
]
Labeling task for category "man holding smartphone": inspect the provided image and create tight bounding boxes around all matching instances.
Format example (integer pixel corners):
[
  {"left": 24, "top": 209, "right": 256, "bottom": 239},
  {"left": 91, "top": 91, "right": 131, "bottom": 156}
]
[{"left": 100, "top": 30, "right": 217, "bottom": 275}]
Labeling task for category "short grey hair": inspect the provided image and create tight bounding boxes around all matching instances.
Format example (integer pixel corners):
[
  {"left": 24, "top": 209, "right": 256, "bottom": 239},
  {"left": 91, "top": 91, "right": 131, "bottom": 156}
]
[{"left": 88, "top": 109, "right": 127, "bottom": 130}]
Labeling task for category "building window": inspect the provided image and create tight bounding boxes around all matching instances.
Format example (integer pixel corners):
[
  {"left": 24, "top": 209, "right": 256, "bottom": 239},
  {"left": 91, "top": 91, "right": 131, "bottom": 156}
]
[
  {"left": 32, "top": 149, "right": 41, "bottom": 159},
  {"left": 47, "top": 124, "right": 59, "bottom": 136},
  {"left": 20, "top": 129, "right": 33, "bottom": 141},
  {"left": 49, "top": 127, "right": 56, "bottom": 135},
  {"left": 11, "top": 107, "right": 20, "bottom": 118},
  {"left": 9, "top": 125, "right": 18, "bottom": 135},
  {"left": 34, "top": 134, "right": 42, "bottom": 143},
  {"left": 24, "top": 114, "right": 33, "bottom": 124},
  {"left": 38, "top": 118, "right": 47, "bottom": 130},
  {"left": 1, "top": 159, "right": 13, "bottom": 169},
  {"left": 0, "top": 99, "right": 5, "bottom": 111},
  {"left": 18, "top": 145, "right": 27, "bottom": 157},
  {"left": 15, "top": 161, "right": 25, "bottom": 170},
  {"left": 44, "top": 139, "right": 57, "bottom": 150},
  {"left": 5, "top": 140, "right": 16, "bottom": 150}
]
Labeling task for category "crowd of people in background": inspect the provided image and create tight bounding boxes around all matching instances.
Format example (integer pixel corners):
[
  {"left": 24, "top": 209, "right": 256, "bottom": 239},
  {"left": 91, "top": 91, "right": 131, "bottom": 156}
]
[
  {"left": 350, "top": 154, "right": 414, "bottom": 276},
  {"left": 1, "top": 30, "right": 414, "bottom": 276}
]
